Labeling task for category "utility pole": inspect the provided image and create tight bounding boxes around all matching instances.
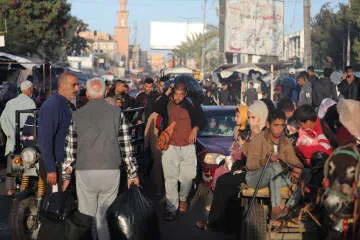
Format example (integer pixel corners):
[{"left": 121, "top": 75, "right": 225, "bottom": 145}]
[
  {"left": 304, "top": 0, "right": 311, "bottom": 68},
  {"left": 346, "top": 0, "right": 351, "bottom": 66},
  {"left": 201, "top": 0, "right": 208, "bottom": 81}
]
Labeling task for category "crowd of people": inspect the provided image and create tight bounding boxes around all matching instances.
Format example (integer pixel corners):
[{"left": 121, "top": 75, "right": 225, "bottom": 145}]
[{"left": 0, "top": 64, "right": 359, "bottom": 239}]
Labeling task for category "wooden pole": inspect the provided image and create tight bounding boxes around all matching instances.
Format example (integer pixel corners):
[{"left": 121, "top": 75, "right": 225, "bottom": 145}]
[
  {"left": 270, "top": 64, "right": 274, "bottom": 101},
  {"left": 304, "top": 0, "right": 311, "bottom": 68},
  {"left": 42, "top": 64, "right": 45, "bottom": 92},
  {"left": 49, "top": 64, "right": 52, "bottom": 94},
  {"left": 346, "top": 0, "right": 351, "bottom": 66}
]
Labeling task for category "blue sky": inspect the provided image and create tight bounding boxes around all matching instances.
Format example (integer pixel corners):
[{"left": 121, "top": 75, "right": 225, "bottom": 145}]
[{"left": 70, "top": 0, "right": 347, "bottom": 50}]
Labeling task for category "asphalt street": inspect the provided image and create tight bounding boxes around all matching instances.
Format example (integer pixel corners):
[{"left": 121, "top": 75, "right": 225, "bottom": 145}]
[{"left": 0, "top": 167, "right": 236, "bottom": 240}]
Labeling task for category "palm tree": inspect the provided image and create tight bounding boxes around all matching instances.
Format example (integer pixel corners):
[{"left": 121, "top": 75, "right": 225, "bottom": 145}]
[{"left": 172, "top": 24, "right": 221, "bottom": 70}]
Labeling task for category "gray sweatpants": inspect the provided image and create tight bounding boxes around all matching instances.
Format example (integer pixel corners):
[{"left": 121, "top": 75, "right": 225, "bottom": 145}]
[
  {"left": 76, "top": 170, "right": 120, "bottom": 240},
  {"left": 162, "top": 144, "right": 197, "bottom": 212}
]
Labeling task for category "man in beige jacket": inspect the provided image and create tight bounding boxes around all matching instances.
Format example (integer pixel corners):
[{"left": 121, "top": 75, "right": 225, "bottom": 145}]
[{"left": 246, "top": 109, "right": 303, "bottom": 219}]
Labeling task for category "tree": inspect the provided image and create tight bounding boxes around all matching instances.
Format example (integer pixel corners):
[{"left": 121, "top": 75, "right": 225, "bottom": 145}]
[
  {"left": 172, "top": 24, "right": 221, "bottom": 71},
  {"left": 1, "top": 0, "right": 88, "bottom": 62},
  {"left": 311, "top": 2, "right": 360, "bottom": 69},
  {"left": 65, "top": 17, "right": 88, "bottom": 56}
]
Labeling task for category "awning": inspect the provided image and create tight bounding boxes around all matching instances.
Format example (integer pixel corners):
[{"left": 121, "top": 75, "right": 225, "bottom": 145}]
[
  {"left": 164, "top": 67, "right": 193, "bottom": 76},
  {"left": 220, "top": 64, "right": 268, "bottom": 78},
  {"left": 0, "top": 52, "right": 43, "bottom": 70}
]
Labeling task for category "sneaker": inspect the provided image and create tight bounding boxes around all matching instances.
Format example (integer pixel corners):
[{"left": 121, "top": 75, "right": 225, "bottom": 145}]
[
  {"left": 164, "top": 210, "right": 177, "bottom": 221},
  {"left": 179, "top": 201, "right": 188, "bottom": 213}
]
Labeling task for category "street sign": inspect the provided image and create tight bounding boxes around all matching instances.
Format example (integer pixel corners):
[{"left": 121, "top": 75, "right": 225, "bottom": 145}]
[{"left": 0, "top": 36, "right": 4, "bottom": 47}]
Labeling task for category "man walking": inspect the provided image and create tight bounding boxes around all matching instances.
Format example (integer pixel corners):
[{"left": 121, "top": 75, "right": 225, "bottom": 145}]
[
  {"left": 62, "top": 78, "right": 139, "bottom": 240},
  {"left": 312, "top": 68, "right": 337, "bottom": 108},
  {"left": 38, "top": 73, "right": 79, "bottom": 190},
  {"left": 219, "top": 82, "right": 232, "bottom": 105},
  {"left": 243, "top": 81, "right": 258, "bottom": 106},
  {"left": 0, "top": 80, "right": 36, "bottom": 195},
  {"left": 307, "top": 66, "right": 318, "bottom": 84},
  {"left": 282, "top": 68, "right": 298, "bottom": 102},
  {"left": 296, "top": 71, "right": 313, "bottom": 107},
  {"left": 154, "top": 80, "right": 206, "bottom": 221},
  {"left": 338, "top": 66, "right": 360, "bottom": 101},
  {"left": 136, "top": 77, "right": 159, "bottom": 120},
  {"left": 114, "top": 80, "right": 135, "bottom": 109}
]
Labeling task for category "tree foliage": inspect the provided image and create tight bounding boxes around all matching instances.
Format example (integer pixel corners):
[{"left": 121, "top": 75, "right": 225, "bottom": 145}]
[
  {"left": 311, "top": 2, "right": 360, "bottom": 69},
  {"left": 0, "top": 0, "right": 88, "bottom": 62},
  {"left": 172, "top": 24, "right": 222, "bottom": 71}
]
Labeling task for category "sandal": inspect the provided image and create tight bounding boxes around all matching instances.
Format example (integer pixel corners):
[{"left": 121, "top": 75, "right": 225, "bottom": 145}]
[
  {"left": 179, "top": 201, "right": 188, "bottom": 213},
  {"left": 195, "top": 220, "right": 208, "bottom": 230}
]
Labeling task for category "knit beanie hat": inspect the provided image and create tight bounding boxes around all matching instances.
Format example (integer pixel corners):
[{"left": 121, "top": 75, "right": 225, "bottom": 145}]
[
  {"left": 248, "top": 100, "right": 269, "bottom": 130},
  {"left": 236, "top": 105, "right": 248, "bottom": 131}
]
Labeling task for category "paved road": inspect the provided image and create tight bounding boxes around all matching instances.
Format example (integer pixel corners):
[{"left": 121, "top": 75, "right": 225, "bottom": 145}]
[{"left": 0, "top": 168, "right": 237, "bottom": 240}]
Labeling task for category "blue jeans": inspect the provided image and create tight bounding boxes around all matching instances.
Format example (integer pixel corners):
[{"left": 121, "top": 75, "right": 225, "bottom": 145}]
[{"left": 246, "top": 162, "right": 298, "bottom": 207}]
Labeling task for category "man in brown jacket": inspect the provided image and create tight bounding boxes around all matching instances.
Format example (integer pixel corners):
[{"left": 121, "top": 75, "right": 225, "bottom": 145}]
[{"left": 246, "top": 109, "right": 303, "bottom": 219}]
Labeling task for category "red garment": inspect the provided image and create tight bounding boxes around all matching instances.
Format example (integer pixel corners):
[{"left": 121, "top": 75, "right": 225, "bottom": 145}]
[
  {"left": 296, "top": 118, "right": 333, "bottom": 166},
  {"left": 336, "top": 126, "right": 354, "bottom": 146}
]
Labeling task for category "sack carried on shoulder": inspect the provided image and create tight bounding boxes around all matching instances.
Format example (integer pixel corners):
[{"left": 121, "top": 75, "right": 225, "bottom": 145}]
[{"left": 157, "top": 122, "right": 176, "bottom": 150}]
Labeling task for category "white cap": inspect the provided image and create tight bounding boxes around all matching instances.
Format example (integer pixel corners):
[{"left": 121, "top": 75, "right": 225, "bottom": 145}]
[
  {"left": 20, "top": 80, "right": 33, "bottom": 91},
  {"left": 289, "top": 68, "right": 296, "bottom": 75}
]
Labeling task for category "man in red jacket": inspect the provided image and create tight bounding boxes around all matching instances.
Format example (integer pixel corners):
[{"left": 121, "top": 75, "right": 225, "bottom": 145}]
[{"left": 294, "top": 105, "right": 333, "bottom": 167}]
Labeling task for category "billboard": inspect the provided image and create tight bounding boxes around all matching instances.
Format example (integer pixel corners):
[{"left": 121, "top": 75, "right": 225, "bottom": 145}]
[
  {"left": 150, "top": 22, "right": 204, "bottom": 50},
  {"left": 224, "top": 0, "right": 284, "bottom": 56}
]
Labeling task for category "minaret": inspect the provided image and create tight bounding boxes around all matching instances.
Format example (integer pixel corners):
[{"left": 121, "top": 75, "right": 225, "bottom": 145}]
[{"left": 114, "top": 0, "right": 129, "bottom": 62}]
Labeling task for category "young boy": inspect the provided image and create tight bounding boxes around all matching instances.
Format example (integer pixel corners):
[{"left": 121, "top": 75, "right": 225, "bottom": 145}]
[{"left": 293, "top": 105, "right": 333, "bottom": 167}]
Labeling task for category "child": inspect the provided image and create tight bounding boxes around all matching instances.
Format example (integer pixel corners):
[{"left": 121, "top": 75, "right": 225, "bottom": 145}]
[{"left": 294, "top": 105, "right": 333, "bottom": 167}]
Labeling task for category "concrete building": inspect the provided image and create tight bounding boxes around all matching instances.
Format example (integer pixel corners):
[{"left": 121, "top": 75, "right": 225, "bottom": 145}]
[
  {"left": 79, "top": 31, "right": 111, "bottom": 41},
  {"left": 128, "top": 44, "right": 148, "bottom": 70},
  {"left": 284, "top": 30, "right": 305, "bottom": 64},
  {"left": 67, "top": 55, "right": 94, "bottom": 70},
  {"left": 149, "top": 53, "right": 165, "bottom": 73},
  {"left": 114, "top": 0, "right": 129, "bottom": 62},
  {"left": 93, "top": 40, "right": 118, "bottom": 61}
]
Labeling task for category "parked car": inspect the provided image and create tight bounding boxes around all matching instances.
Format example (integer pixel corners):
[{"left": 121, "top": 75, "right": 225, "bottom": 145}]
[{"left": 196, "top": 106, "right": 236, "bottom": 187}]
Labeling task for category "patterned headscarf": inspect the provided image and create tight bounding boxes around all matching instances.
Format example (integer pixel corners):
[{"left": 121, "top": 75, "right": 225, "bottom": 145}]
[{"left": 318, "top": 98, "right": 337, "bottom": 119}]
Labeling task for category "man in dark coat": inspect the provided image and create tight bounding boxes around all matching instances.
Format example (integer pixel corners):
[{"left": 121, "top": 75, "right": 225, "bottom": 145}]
[
  {"left": 312, "top": 68, "right": 337, "bottom": 108},
  {"left": 338, "top": 66, "right": 360, "bottom": 101},
  {"left": 136, "top": 77, "right": 159, "bottom": 120}
]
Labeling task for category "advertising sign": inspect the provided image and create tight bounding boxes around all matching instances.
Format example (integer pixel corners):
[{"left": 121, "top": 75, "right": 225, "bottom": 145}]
[
  {"left": 150, "top": 22, "right": 204, "bottom": 50},
  {"left": 224, "top": 0, "right": 284, "bottom": 56}
]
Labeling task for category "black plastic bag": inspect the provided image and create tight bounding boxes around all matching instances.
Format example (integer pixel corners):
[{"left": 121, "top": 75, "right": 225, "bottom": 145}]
[
  {"left": 163, "top": 75, "right": 204, "bottom": 105},
  {"left": 65, "top": 211, "right": 93, "bottom": 240},
  {"left": 39, "top": 189, "right": 76, "bottom": 222},
  {"left": 107, "top": 185, "right": 160, "bottom": 240},
  {"left": 38, "top": 218, "right": 65, "bottom": 240}
]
